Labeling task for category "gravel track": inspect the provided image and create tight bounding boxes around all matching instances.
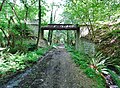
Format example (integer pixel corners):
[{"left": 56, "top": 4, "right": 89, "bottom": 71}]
[{"left": 1, "top": 46, "right": 96, "bottom": 88}]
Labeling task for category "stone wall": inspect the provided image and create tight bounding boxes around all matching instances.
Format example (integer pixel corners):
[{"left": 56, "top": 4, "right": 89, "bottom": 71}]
[{"left": 79, "top": 38, "right": 96, "bottom": 56}]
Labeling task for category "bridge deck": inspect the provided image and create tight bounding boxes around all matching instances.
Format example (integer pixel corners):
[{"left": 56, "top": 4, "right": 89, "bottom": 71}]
[{"left": 41, "top": 24, "right": 79, "bottom": 30}]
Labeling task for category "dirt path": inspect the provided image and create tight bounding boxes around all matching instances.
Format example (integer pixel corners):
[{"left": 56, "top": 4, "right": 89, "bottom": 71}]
[{"left": 1, "top": 45, "right": 96, "bottom": 88}]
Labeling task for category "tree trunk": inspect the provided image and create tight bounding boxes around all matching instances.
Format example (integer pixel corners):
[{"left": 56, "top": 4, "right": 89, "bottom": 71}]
[
  {"left": 24, "top": 5, "right": 28, "bottom": 38},
  {"left": 36, "top": 0, "right": 41, "bottom": 48},
  {"left": 48, "top": 6, "right": 53, "bottom": 45},
  {"left": 88, "top": 18, "right": 95, "bottom": 40},
  {"left": 0, "top": 28, "right": 10, "bottom": 46},
  {"left": 8, "top": 19, "right": 11, "bottom": 28},
  {"left": 49, "top": 30, "right": 53, "bottom": 45},
  {"left": 75, "top": 29, "right": 80, "bottom": 50},
  {"left": 7, "top": 2, "right": 21, "bottom": 24},
  {"left": 48, "top": 30, "right": 51, "bottom": 43},
  {"left": 67, "top": 30, "right": 70, "bottom": 45}
]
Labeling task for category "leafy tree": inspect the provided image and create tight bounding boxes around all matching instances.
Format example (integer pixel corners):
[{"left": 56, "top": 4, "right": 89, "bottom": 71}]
[
  {"left": 47, "top": 2, "right": 61, "bottom": 45},
  {"left": 0, "top": 0, "right": 47, "bottom": 52},
  {"left": 62, "top": 0, "right": 120, "bottom": 40}
]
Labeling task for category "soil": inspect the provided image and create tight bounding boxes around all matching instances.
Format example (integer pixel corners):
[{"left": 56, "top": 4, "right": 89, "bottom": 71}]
[{"left": 1, "top": 45, "right": 97, "bottom": 88}]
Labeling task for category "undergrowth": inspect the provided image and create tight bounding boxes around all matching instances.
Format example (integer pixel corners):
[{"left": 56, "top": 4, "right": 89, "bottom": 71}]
[
  {"left": 108, "top": 69, "right": 120, "bottom": 88},
  {"left": 0, "top": 47, "right": 50, "bottom": 77},
  {"left": 66, "top": 46, "right": 106, "bottom": 88}
]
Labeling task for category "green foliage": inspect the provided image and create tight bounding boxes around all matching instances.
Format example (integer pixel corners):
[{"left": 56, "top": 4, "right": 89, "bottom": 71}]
[
  {"left": 0, "top": 30, "right": 4, "bottom": 41},
  {"left": 108, "top": 69, "right": 120, "bottom": 88},
  {"left": 89, "top": 52, "right": 110, "bottom": 74},
  {"left": 0, "top": 52, "right": 26, "bottom": 75},
  {"left": 62, "top": 0, "right": 120, "bottom": 40},
  {"left": 35, "top": 48, "right": 45, "bottom": 55},
  {"left": 84, "top": 67, "right": 105, "bottom": 88},
  {"left": 98, "top": 29, "right": 120, "bottom": 65},
  {"left": 115, "top": 65, "right": 120, "bottom": 74},
  {"left": 84, "top": 67, "right": 96, "bottom": 78},
  {"left": 0, "top": 0, "right": 47, "bottom": 49},
  {"left": 66, "top": 46, "right": 105, "bottom": 88},
  {"left": 9, "top": 40, "right": 29, "bottom": 53},
  {"left": 108, "top": 29, "right": 120, "bottom": 37},
  {"left": 67, "top": 45, "right": 120, "bottom": 88},
  {"left": 0, "top": 47, "right": 50, "bottom": 77},
  {"left": 70, "top": 50, "right": 89, "bottom": 69},
  {"left": 26, "top": 52, "right": 39, "bottom": 62},
  {"left": 62, "top": 0, "right": 120, "bottom": 24}
]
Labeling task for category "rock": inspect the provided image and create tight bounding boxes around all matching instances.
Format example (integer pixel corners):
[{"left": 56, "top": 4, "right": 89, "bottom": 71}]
[{"left": 38, "top": 39, "right": 48, "bottom": 48}]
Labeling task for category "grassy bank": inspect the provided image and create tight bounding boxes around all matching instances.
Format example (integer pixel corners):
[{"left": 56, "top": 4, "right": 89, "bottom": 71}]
[{"left": 66, "top": 46, "right": 106, "bottom": 88}]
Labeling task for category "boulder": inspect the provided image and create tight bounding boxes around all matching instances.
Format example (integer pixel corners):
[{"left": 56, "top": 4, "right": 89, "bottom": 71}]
[{"left": 38, "top": 39, "right": 48, "bottom": 48}]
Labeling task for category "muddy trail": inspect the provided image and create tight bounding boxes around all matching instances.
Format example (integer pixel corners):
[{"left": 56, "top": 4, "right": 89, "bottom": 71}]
[{"left": 1, "top": 45, "right": 96, "bottom": 88}]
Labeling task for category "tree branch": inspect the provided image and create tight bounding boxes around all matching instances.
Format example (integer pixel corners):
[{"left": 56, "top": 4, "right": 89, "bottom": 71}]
[
  {"left": 7, "top": 2, "right": 21, "bottom": 24},
  {"left": 0, "top": 0, "right": 6, "bottom": 11}
]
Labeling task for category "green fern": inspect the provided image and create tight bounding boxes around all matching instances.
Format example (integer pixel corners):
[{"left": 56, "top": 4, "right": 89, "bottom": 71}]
[
  {"left": 108, "top": 69, "right": 120, "bottom": 88},
  {"left": 115, "top": 65, "right": 120, "bottom": 74}
]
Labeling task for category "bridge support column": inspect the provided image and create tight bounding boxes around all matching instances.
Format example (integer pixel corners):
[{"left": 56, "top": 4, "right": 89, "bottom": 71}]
[
  {"left": 40, "top": 29, "right": 44, "bottom": 39},
  {"left": 75, "top": 29, "right": 80, "bottom": 50}
]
